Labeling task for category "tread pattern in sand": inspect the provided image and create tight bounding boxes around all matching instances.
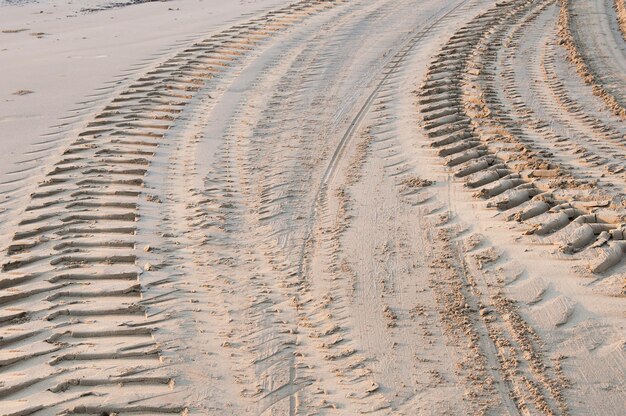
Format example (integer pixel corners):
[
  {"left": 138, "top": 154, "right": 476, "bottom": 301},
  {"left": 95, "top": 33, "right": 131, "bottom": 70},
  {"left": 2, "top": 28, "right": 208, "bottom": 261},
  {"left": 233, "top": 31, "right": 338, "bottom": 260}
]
[{"left": 0, "top": 2, "right": 345, "bottom": 414}]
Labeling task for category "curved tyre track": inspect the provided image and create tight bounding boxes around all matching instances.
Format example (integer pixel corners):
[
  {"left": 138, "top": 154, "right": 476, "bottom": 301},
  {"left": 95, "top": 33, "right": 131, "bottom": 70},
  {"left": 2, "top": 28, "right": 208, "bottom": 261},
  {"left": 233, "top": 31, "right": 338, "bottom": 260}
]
[
  {"left": 1, "top": 0, "right": 625, "bottom": 414},
  {"left": 419, "top": 0, "right": 626, "bottom": 274},
  {"left": 0, "top": 2, "right": 344, "bottom": 414},
  {"left": 559, "top": 0, "right": 626, "bottom": 117},
  {"left": 416, "top": 0, "right": 625, "bottom": 413}
]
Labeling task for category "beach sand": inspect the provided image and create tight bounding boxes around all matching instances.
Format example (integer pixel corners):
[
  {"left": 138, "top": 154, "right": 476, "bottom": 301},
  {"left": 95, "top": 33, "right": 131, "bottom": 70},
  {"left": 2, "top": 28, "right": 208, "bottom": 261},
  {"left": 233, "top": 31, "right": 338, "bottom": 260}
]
[{"left": 0, "top": 0, "right": 624, "bottom": 414}]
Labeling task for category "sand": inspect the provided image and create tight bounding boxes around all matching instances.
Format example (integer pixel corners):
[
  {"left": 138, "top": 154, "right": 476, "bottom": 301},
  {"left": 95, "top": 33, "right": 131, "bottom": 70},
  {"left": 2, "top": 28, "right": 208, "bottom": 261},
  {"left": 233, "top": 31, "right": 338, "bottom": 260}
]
[{"left": 0, "top": 0, "right": 624, "bottom": 414}]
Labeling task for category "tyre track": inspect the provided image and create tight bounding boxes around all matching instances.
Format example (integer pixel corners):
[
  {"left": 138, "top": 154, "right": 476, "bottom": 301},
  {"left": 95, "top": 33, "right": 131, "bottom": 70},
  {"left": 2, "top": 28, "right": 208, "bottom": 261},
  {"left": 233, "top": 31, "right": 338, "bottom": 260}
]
[
  {"left": 223, "top": 2, "right": 431, "bottom": 412},
  {"left": 417, "top": 0, "right": 625, "bottom": 412},
  {"left": 419, "top": 0, "right": 626, "bottom": 275},
  {"left": 497, "top": 2, "right": 626, "bottom": 191},
  {"left": 180, "top": 1, "right": 495, "bottom": 413},
  {"left": 0, "top": 2, "right": 347, "bottom": 414},
  {"left": 558, "top": 0, "right": 626, "bottom": 118},
  {"left": 415, "top": 0, "right": 594, "bottom": 413},
  {"left": 541, "top": 39, "right": 626, "bottom": 165},
  {"left": 136, "top": 1, "right": 409, "bottom": 413},
  {"left": 3, "top": 0, "right": 623, "bottom": 414},
  {"left": 0, "top": 34, "right": 204, "bottom": 245},
  {"left": 290, "top": 0, "right": 530, "bottom": 414}
]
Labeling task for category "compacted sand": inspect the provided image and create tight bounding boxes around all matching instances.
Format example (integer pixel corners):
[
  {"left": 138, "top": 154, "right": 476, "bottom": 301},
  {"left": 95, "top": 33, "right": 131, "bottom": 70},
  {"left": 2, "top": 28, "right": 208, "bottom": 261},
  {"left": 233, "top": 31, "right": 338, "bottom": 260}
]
[{"left": 0, "top": 0, "right": 625, "bottom": 415}]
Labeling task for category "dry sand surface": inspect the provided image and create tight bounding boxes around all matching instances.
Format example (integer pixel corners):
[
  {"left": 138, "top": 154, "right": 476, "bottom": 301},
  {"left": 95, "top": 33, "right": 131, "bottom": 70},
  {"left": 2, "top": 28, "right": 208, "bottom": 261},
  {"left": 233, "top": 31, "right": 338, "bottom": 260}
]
[{"left": 0, "top": 0, "right": 625, "bottom": 414}]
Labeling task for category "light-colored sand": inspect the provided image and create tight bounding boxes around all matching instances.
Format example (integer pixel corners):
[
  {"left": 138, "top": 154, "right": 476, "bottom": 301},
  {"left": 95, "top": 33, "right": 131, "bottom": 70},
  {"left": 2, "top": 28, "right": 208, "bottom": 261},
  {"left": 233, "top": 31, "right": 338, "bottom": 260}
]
[{"left": 0, "top": 0, "right": 624, "bottom": 414}]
